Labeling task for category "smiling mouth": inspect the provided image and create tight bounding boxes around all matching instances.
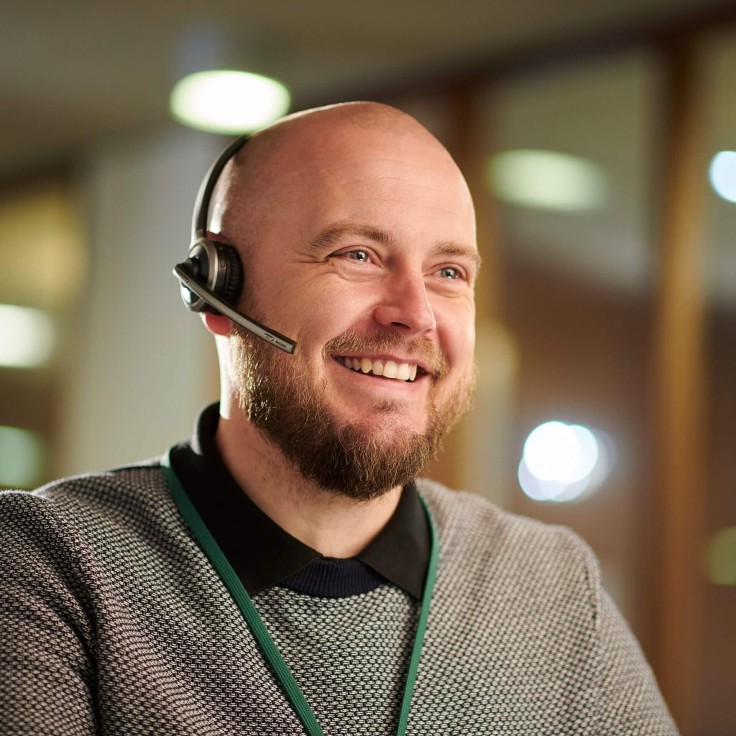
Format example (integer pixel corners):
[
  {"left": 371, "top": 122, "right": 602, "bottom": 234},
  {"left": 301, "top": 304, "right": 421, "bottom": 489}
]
[{"left": 334, "top": 356, "right": 424, "bottom": 382}]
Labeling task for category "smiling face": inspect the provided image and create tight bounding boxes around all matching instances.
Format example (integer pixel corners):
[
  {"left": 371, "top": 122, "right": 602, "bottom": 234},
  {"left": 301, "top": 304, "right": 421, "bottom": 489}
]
[{"left": 217, "top": 104, "right": 478, "bottom": 497}]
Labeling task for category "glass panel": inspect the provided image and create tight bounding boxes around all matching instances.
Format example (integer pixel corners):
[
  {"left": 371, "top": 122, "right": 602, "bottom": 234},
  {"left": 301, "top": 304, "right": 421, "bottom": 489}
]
[{"left": 483, "top": 51, "right": 660, "bottom": 628}]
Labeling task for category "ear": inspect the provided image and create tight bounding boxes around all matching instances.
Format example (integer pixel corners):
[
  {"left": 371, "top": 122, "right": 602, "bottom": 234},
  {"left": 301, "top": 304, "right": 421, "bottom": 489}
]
[{"left": 201, "top": 312, "right": 231, "bottom": 336}]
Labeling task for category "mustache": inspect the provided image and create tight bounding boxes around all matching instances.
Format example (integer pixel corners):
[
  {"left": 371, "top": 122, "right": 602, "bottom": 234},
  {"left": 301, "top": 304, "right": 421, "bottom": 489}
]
[{"left": 323, "top": 328, "right": 449, "bottom": 379}]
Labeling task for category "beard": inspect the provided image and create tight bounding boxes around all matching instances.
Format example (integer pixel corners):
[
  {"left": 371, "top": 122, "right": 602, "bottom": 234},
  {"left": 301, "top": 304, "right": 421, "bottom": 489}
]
[{"left": 229, "top": 323, "right": 475, "bottom": 501}]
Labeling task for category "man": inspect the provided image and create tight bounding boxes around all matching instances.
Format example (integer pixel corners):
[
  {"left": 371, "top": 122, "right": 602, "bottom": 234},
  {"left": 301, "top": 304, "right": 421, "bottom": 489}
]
[{"left": 0, "top": 102, "right": 677, "bottom": 734}]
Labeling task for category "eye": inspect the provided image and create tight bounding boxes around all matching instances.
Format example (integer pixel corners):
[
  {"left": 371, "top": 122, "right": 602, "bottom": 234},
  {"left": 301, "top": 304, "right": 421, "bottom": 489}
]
[
  {"left": 344, "top": 249, "right": 370, "bottom": 263},
  {"left": 438, "top": 266, "right": 463, "bottom": 280},
  {"left": 329, "top": 247, "right": 380, "bottom": 279}
]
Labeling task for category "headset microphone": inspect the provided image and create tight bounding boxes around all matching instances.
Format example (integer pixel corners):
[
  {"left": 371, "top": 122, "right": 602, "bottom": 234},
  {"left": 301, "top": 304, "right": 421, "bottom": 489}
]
[{"left": 173, "top": 135, "right": 297, "bottom": 355}]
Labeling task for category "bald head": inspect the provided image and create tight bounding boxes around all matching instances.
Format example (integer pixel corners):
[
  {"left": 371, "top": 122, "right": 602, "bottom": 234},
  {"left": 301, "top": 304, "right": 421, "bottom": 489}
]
[
  {"left": 209, "top": 102, "right": 473, "bottom": 257},
  {"left": 236, "top": 101, "right": 440, "bottom": 168},
  {"left": 252, "top": 101, "right": 431, "bottom": 145}
]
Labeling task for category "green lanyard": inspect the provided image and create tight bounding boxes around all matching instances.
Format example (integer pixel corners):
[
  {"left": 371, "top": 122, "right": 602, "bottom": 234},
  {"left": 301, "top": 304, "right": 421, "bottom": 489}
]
[{"left": 161, "top": 448, "right": 438, "bottom": 736}]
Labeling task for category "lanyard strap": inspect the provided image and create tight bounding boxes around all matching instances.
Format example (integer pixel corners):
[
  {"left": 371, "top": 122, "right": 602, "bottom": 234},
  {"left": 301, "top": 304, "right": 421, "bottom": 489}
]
[{"left": 161, "top": 448, "right": 438, "bottom": 736}]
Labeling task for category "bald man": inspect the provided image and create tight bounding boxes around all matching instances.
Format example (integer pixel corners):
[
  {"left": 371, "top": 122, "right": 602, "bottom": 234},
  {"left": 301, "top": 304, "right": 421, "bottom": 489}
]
[{"left": 0, "top": 103, "right": 678, "bottom": 735}]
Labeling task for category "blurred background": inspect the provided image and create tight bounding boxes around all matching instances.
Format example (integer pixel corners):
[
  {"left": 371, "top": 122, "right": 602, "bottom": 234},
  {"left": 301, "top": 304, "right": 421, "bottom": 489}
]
[{"left": 1, "top": 1, "right": 735, "bottom": 732}]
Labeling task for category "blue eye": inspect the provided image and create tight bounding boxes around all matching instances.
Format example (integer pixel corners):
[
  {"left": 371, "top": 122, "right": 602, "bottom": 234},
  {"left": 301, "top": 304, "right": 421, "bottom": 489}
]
[
  {"left": 440, "top": 267, "right": 461, "bottom": 280},
  {"left": 345, "top": 250, "right": 370, "bottom": 262}
]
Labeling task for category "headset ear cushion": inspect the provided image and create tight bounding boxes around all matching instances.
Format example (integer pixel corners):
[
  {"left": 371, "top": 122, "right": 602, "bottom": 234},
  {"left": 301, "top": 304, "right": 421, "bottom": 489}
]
[{"left": 218, "top": 244, "right": 243, "bottom": 305}]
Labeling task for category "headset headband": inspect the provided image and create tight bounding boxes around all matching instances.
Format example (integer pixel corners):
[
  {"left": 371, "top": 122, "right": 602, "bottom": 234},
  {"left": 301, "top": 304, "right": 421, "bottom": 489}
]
[{"left": 192, "top": 136, "right": 249, "bottom": 242}]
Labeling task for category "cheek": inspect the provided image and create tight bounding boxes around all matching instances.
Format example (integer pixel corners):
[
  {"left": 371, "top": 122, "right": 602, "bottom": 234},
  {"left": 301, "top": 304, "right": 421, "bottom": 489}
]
[
  {"left": 462, "top": 321, "right": 476, "bottom": 359},
  {"left": 297, "top": 285, "right": 374, "bottom": 338},
  {"left": 437, "top": 304, "right": 475, "bottom": 361}
]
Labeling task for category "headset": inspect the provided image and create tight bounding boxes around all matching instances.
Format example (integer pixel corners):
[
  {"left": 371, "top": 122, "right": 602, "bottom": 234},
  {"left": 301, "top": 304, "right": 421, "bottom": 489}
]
[{"left": 172, "top": 136, "right": 297, "bottom": 354}]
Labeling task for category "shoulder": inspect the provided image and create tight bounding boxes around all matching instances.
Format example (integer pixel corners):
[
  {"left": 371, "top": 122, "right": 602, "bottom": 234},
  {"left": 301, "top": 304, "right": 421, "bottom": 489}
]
[
  {"left": 417, "top": 477, "right": 596, "bottom": 559},
  {"left": 416, "top": 478, "right": 601, "bottom": 606},
  {"left": 0, "top": 460, "right": 175, "bottom": 553}
]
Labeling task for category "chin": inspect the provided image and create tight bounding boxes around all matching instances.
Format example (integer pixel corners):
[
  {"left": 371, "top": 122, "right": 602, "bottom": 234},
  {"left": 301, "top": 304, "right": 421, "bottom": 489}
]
[{"left": 333, "top": 404, "right": 428, "bottom": 436}]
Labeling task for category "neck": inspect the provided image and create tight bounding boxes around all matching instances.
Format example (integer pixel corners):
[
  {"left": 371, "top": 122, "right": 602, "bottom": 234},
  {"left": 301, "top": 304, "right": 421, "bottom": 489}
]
[{"left": 216, "top": 406, "right": 402, "bottom": 558}]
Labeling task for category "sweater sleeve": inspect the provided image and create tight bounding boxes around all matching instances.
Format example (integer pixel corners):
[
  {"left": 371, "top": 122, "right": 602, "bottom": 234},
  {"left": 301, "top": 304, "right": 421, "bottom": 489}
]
[
  {"left": 0, "top": 492, "right": 98, "bottom": 735},
  {"left": 597, "top": 588, "right": 680, "bottom": 735}
]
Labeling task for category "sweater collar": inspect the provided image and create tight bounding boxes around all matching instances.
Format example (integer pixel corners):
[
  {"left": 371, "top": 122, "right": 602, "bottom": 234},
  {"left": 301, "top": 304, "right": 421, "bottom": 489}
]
[{"left": 168, "top": 404, "right": 429, "bottom": 599}]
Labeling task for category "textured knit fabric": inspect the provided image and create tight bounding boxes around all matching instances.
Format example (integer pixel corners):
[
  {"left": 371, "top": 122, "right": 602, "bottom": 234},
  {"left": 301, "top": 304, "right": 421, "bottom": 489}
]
[{"left": 0, "top": 462, "right": 679, "bottom": 735}]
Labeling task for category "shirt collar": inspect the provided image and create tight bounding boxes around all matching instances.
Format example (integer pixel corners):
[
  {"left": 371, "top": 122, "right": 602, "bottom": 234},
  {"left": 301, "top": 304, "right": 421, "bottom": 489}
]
[{"left": 168, "top": 403, "right": 429, "bottom": 599}]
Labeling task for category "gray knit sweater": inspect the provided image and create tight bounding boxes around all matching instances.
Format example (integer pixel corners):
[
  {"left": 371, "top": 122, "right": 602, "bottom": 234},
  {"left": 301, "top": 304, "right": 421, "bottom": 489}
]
[{"left": 0, "top": 463, "right": 678, "bottom": 735}]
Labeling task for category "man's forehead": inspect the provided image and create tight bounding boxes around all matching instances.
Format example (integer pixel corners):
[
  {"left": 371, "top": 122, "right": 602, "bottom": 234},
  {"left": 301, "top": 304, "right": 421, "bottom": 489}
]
[
  {"left": 240, "top": 125, "right": 470, "bottom": 208},
  {"left": 262, "top": 156, "right": 466, "bottom": 204}
]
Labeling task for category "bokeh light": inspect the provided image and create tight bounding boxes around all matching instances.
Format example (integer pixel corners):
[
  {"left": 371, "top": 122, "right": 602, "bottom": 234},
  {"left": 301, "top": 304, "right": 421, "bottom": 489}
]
[
  {"left": 0, "top": 304, "right": 55, "bottom": 368},
  {"left": 487, "top": 149, "right": 607, "bottom": 211},
  {"left": 518, "top": 420, "right": 614, "bottom": 503},
  {"left": 170, "top": 70, "right": 290, "bottom": 134},
  {"left": 709, "top": 151, "right": 736, "bottom": 203},
  {"left": 705, "top": 527, "right": 736, "bottom": 585},
  {"left": 0, "top": 426, "right": 46, "bottom": 488}
]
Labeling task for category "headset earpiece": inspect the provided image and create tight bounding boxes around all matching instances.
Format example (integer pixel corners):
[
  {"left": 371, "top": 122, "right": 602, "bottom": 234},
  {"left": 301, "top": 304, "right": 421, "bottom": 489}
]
[
  {"left": 180, "top": 238, "right": 243, "bottom": 313},
  {"left": 217, "top": 244, "right": 243, "bottom": 305}
]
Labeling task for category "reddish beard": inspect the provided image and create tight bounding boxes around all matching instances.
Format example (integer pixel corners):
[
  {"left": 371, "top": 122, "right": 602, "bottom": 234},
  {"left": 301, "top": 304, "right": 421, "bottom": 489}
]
[{"left": 230, "top": 325, "right": 474, "bottom": 500}]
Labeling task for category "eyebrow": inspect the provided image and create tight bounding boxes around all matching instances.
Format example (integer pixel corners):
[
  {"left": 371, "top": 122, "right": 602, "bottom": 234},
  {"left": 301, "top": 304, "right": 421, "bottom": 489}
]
[
  {"left": 309, "top": 221, "right": 481, "bottom": 271},
  {"left": 309, "top": 222, "right": 396, "bottom": 251},
  {"left": 434, "top": 241, "right": 483, "bottom": 272}
]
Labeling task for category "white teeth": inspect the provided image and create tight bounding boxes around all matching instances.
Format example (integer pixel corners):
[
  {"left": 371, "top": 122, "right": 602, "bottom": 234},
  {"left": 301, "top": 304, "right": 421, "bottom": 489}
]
[{"left": 339, "top": 357, "right": 418, "bottom": 382}]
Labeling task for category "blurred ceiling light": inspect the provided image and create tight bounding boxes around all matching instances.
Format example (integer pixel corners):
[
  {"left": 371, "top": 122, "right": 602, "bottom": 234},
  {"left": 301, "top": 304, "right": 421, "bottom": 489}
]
[
  {"left": 170, "top": 70, "right": 290, "bottom": 134},
  {"left": 705, "top": 527, "right": 736, "bottom": 586},
  {"left": 488, "top": 150, "right": 607, "bottom": 212},
  {"left": 518, "top": 420, "right": 613, "bottom": 503},
  {"left": 0, "top": 304, "right": 55, "bottom": 368},
  {"left": 0, "top": 426, "right": 45, "bottom": 488},
  {"left": 709, "top": 151, "right": 736, "bottom": 203}
]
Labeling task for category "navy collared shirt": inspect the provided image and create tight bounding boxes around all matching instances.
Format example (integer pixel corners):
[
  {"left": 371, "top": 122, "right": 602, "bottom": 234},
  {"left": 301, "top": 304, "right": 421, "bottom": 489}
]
[{"left": 169, "top": 404, "right": 430, "bottom": 599}]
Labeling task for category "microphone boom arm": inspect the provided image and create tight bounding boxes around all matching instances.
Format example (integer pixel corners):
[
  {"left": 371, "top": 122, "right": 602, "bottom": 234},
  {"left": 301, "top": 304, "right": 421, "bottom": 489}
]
[{"left": 173, "top": 264, "right": 296, "bottom": 355}]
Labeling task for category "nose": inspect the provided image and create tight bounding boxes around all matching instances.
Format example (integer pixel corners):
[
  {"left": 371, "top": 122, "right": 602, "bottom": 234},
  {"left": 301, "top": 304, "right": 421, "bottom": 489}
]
[{"left": 373, "top": 271, "right": 436, "bottom": 335}]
